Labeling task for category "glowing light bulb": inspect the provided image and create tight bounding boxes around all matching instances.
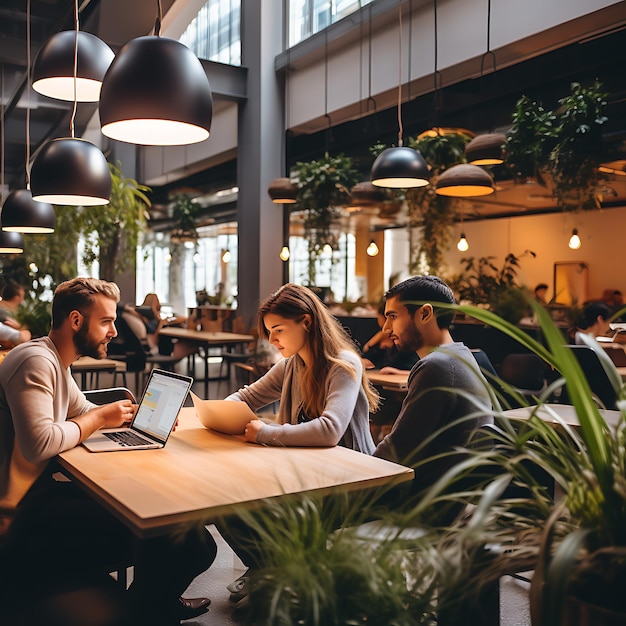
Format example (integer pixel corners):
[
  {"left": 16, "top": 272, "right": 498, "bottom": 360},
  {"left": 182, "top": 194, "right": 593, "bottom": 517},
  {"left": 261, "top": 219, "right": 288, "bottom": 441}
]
[
  {"left": 322, "top": 243, "right": 333, "bottom": 255},
  {"left": 568, "top": 229, "right": 581, "bottom": 250},
  {"left": 222, "top": 249, "right": 232, "bottom": 263},
  {"left": 366, "top": 241, "right": 379, "bottom": 257},
  {"left": 279, "top": 246, "right": 290, "bottom": 261},
  {"left": 457, "top": 233, "right": 469, "bottom": 252}
]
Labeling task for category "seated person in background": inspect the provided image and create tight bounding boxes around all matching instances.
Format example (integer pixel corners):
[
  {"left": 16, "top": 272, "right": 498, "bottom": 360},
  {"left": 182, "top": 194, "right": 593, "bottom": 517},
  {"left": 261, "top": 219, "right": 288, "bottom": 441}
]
[
  {"left": 373, "top": 276, "right": 493, "bottom": 505},
  {"left": 126, "top": 292, "right": 194, "bottom": 358},
  {"left": 0, "top": 320, "right": 30, "bottom": 349},
  {"left": 601, "top": 288, "right": 624, "bottom": 321},
  {"left": 572, "top": 301, "right": 612, "bottom": 344},
  {"left": 533, "top": 283, "right": 549, "bottom": 305},
  {"left": 0, "top": 279, "right": 27, "bottom": 329},
  {"left": 0, "top": 277, "right": 215, "bottom": 623}
]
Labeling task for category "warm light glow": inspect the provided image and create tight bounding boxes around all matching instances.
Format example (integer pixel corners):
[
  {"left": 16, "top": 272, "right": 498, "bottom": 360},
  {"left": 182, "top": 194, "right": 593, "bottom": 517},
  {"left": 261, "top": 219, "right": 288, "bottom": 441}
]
[
  {"left": 31, "top": 192, "right": 109, "bottom": 206},
  {"left": 322, "top": 243, "right": 333, "bottom": 255},
  {"left": 33, "top": 77, "right": 103, "bottom": 102},
  {"left": 101, "top": 119, "right": 210, "bottom": 146},
  {"left": 366, "top": 241, "right": 379, "bottom": 257},
  {"left": 279, "top": 246, "right": 290, "bottom": 261},
  {"left": 568, "top": 229, "right": 581, "bottom": 250},
  {"left": 221, "top": 249, "right": 232, "bottom": 263},
  {"left": 457, "top": 234, "right": 469, "bottom": 252},
  {"left": 436, "top": 185, "right": 495, "bottom": 197}
]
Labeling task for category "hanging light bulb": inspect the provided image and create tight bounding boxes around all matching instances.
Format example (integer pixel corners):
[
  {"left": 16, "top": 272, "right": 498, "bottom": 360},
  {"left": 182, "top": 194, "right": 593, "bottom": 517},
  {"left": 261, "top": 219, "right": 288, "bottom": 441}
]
[
  {"left": 568, "top": 229, "right": 581, "bottom": 250},
  {"left": 322, "top": 243, "right": 333, "bottom": 255},
  {"left": 279, "top": 246, "right": 290, "bottom": 261},
  {"left": 457, "top": 233, "right": 469, "bottom": 252},
  {"left": 221, "top": 249, "right": 232, "bottom": 263},
  {"left": 366, "top": 241, "right": 379, "bottom": 257}
]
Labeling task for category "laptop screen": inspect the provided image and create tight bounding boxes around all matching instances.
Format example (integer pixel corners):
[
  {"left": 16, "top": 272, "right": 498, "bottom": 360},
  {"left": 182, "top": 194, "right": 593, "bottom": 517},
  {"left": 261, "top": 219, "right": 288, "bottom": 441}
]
[{"left": 132, "top": 369, "right": 193, "bottom": 443}]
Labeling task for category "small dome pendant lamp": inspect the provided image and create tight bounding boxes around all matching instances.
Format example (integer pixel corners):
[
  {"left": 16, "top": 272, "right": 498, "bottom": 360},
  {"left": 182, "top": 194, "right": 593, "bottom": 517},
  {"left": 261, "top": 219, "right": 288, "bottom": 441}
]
[
  {"left": 99, "top": 2, "right": 213, "bottom": 146},
  {"left": 435, "top": 164, "right": 495, "bottom": 197},
  {"left": 370, "top": 5, "right": 429, "bottom": 188}
]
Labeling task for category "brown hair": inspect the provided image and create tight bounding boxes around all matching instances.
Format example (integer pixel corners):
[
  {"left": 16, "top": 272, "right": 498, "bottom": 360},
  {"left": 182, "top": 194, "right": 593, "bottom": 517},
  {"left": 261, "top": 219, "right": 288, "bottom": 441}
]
[
  {"left": 258, "top": 283, "right": 379, "bottom": 415},
  {"left": 51, "top": 277, "right": 120, "bottom": 329}
]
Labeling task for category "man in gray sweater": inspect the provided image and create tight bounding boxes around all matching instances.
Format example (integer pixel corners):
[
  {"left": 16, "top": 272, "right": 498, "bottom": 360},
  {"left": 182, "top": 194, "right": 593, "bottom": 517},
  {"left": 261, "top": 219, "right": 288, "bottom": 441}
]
[{"left": 373, "top": 276, "right": 493, "bottom": 499}]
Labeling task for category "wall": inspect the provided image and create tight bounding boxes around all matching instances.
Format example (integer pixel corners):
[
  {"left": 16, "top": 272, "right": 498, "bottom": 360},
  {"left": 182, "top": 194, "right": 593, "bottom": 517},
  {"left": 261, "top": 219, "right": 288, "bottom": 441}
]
[{"left": 440, "top": 206, "right": 626, "bottom": 303}]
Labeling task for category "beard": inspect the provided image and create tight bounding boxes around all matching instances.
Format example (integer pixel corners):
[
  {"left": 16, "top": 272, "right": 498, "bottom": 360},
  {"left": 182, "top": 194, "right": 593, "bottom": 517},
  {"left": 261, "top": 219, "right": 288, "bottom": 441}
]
[
  {"left": 73, "top": 318, "right": 107, "bottom": 359},
  {"left": 394, "top": 322, "right": 424, "bottom": 353}
]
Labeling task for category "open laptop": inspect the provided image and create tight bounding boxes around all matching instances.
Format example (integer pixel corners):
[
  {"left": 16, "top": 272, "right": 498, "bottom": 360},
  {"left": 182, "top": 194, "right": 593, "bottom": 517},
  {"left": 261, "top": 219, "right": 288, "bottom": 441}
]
[{"left": 82, "top": 369, "right": 193, "bottom": 452}]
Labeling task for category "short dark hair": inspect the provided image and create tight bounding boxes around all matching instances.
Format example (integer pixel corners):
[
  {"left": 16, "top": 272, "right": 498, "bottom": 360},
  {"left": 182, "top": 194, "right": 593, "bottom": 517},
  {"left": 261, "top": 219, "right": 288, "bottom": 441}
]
[
  {"left": 385, "top": 275, "right": 457, "bottom": 329},
  {"left": 51, "top": 277, "right": 120, "bottom": 329},
  {"left": 576, "top": 301, "right": 611, "bottom": 331},
  {"left": 1, "top": 279, "right": 24, "bottom": 301}
]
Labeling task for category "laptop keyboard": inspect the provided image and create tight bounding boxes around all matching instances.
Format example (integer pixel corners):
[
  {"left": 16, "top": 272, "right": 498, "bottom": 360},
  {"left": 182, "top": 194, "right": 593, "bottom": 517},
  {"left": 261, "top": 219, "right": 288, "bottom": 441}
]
[{"left": 104, "top": 430, "right": 153, "bottom": 447}]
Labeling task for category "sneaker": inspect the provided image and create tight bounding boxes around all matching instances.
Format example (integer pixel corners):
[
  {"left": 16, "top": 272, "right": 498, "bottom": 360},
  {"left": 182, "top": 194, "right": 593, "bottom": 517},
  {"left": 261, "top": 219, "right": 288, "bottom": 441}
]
[{"left": 227, "top": 570, "right": 251, "bottom": 603}]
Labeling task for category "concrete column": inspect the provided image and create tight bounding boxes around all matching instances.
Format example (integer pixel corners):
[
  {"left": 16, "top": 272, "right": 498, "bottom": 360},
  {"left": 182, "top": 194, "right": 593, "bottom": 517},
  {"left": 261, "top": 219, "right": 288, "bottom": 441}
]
[{"left": 236, "top": 0, "right": 285, "bottom": 329}]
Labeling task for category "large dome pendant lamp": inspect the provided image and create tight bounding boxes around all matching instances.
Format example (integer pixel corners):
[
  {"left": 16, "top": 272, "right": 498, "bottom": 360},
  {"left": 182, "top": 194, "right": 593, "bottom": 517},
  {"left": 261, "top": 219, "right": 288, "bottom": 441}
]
[
  {"left": 99, "top": 1, "right": 213, "bottom": 146},
  {"left": 1, "top": 1, "right": 56, "bottom": 233},
  {"left": 435, "top": 164, "right": 495, "bottom": 197},
  {"left": 370, "top": 5, "right": 429, "bottom": 189},
  {"left": 32, "top": 30, "right": 114, "bottom": 102},
  {"left": 30, "top": 0, "right": 111, "bottom": 206}
]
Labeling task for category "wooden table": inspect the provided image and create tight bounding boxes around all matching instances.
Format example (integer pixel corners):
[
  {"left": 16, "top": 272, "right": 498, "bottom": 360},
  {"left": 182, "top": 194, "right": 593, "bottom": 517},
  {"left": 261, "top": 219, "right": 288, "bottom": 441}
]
[
  {"left": 158, "top": 328, "right": 254, "bottom": 397},
  {"left": 57, "top": 407, "right": 413, "bottom": 538},
  {"left": 502, "top": 403, "right": 621, "bottom": 430},
  {"left": 71, "top": 356, "right": 120, "bottom": 390},
  {"left": 366, "top": 369, "right": 409, "bottom": 391}
]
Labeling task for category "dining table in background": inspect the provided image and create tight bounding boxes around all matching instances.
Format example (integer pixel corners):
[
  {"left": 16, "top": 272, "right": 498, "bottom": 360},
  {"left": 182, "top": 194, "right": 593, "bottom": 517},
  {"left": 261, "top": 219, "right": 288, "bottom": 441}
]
[
  {"left": 71, "top": 356, "right": 121, "bottom": 390},
  {"left": 158, "top": 327, "right": 254, "bottom": 397},
  {"left": 366, "top": 369, "right": 410, "bottom": 393},
  {"left": 57, "top": 407, "right": 414, "bottom": 539}
]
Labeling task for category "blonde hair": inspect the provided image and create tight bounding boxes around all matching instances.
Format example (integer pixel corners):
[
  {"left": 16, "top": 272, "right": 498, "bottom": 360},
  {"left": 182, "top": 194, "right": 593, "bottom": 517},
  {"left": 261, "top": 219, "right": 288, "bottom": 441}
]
[
  {"left": 258, "top": 283, "right": 379, "bottom": 415},
  {"left": 52, "top": 278, "right": 120, "bottom": 329}
]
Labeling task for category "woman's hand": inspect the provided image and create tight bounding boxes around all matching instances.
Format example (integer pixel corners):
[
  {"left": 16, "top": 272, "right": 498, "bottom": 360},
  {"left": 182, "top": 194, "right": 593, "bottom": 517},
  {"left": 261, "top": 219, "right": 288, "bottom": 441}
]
[{"left": 243, "top": 419, "right": 263, "bottom": 442}]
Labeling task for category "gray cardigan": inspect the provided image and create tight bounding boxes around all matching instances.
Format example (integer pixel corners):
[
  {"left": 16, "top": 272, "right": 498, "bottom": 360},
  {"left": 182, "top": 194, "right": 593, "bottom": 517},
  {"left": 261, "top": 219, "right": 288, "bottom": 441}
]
[{"left": 226, "top": 349, "right": 375, "bottom": 454}]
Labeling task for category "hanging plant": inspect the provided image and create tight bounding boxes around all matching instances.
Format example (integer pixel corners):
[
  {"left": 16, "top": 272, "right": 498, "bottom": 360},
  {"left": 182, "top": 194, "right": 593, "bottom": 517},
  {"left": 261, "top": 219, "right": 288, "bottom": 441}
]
[
  {"left": 294, "top": 153, "right": 360, "bottom": 285},
  {"left": 170, "top": 192, "right": 200, "bottom": 244},
  {"left": 506, "top": 80, "right": 609, "bottom": 211}
]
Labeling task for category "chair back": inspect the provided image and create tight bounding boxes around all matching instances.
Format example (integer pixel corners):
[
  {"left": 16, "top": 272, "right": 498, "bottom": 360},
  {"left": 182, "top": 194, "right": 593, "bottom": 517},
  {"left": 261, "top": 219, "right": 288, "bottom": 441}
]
[
  {"left": 499, "top": 354, "right": 547, "bottom": 393},
  {"left": 562, "top": 345, "right": 618, "bottom": 409},
  {"left": 107, "top": 308, "right": 147, "bottom": 373},
  {"left": 84, "top": 387, "right": 136, "bottom": 405}
]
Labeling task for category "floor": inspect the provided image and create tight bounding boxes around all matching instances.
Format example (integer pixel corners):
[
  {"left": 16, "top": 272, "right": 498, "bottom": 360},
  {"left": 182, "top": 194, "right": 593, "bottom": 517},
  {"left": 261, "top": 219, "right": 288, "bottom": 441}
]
[{"left": 77, "top": 354, "right": 532, "bottom": 626}]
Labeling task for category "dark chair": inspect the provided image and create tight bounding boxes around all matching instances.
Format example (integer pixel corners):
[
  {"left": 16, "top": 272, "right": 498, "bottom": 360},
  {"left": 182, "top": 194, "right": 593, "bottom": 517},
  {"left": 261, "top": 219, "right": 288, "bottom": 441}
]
[
  {"left": 560, "top": 344, "right": 619, "bottom": 410},
  {"left": 497, "top": 353, "right": 548, "bottom": 407},
  {"left": 84, "top": 387, "right": 137, "bottom": 405}
]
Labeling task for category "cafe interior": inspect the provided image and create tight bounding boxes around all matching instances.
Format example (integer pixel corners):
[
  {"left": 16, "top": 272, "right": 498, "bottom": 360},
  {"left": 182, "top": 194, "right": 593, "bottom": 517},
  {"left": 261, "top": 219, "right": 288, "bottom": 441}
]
[{"left": 1, "top": 0, "right": 626, "bottom": 624}]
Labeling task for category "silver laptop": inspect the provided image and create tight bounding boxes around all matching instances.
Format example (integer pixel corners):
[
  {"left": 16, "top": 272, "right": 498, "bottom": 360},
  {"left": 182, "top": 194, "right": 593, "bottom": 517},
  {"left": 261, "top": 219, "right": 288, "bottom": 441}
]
[{"left": 82, "top": 369, "right": 193, "bottom": 452}]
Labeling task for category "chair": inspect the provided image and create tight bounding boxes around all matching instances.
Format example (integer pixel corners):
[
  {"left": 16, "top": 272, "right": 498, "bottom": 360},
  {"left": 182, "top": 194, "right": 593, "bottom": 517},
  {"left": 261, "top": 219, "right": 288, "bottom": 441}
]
[
  {"left": 560, "top": 345, "right": 619, "bottom": 410},
  {"left": 497, "top": 353, "right": 548, "bottom": 408},
  {"left": 84, "top": 387, "right": 137, "bottom": 405}
]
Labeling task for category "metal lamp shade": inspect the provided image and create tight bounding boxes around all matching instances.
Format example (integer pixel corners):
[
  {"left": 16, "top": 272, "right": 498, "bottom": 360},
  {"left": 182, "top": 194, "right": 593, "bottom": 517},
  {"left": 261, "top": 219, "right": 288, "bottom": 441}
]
[
  {"left": 1, "top": 189, "right": 55, "bottom": 233},
  {"left": 370, "top": 147, "right": 430, "bottom": 188},
  {"left": 0, "top": 231, "right": 24, "bottom": 254},
  {"left": 30, "top": 138, "right": 111, "bottom": 206},
  {"left": 465, "top": 133, "right": 506, "bottom": 165},
  {"left": 268, "top": 178, "right": 298, "bottom": 203},
  {"left": 32, "top": 31, "right": 114, "bottom": 102},
  {"left": 350, "top": 181, "right": 386, "bottom": 205},
  {"left": 99, "top": 36, "right": 213, "bottom": 146},
  {"left": 435, "top": 164, "right": 495, "bottom": 197}
]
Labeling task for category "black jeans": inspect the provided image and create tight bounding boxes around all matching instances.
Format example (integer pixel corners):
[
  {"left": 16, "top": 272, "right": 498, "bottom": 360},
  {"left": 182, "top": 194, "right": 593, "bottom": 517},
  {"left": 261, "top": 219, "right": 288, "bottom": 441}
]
[{"left": 0, "top": 468, "right": 217, "bottom": 619}]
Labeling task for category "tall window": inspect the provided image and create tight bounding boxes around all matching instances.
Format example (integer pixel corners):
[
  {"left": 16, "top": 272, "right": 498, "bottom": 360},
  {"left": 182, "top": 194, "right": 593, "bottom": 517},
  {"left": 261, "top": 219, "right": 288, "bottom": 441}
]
[
  {"left": 288, "top": 0, "right": 372, "bottom": 47},
  {"left": 180, "top": 0, "right": 241, "bottom": 66}
]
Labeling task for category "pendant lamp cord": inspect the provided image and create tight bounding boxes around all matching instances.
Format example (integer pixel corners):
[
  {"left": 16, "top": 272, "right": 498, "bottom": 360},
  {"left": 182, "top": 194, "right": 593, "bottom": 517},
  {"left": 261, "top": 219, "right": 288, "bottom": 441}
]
[
  {"left": 396, "top": 3, "right": 403, "bottom": 146},
  {"left": 26, "top": 0, "right": 32, "bottom": 187},
  {"left": 479, "top": 0, "right": 496, "bottom": 77},
  {"left": 366, "top": 5, "right": 376, "bottom": 114},
  {"left": 154, "top": 0, "right": 163, "bottom": 37},
  {"left": 432, "top": 0, "right": 442, "bottom": 129},
  {"left": 324, "top": 28, "right": 331, "bottom": 155},
  {"left": 1, "top": 63, "right": 4, "bottom": 204},
  {"left": 70, "top": 0, "right": 79, "bottom": 140}
]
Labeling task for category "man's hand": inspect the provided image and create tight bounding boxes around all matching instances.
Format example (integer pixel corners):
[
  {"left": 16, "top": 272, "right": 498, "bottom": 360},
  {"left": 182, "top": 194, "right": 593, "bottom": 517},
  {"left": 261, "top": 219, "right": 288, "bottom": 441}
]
[{"left": 72, "top": 400, "right": 137, "bottom": 442}]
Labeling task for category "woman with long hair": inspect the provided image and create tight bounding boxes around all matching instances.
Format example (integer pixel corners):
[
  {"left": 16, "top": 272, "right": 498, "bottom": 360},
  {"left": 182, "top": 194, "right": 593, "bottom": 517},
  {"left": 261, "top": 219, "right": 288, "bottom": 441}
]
[{"left": 228, "top": 283, "right": 379, "bottom": 452}]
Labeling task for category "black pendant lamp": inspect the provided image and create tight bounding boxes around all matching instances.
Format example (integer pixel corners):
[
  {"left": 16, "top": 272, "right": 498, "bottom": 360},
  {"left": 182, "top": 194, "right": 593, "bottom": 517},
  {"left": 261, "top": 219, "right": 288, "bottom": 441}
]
[
  {"left": 435, "top": 164, "right": 495, "bottom": 197},
  {"left": 465, "top": 133, "right": 506, "bottom": 165},
  {"left": 32, "top": 30, "right": 114, "bottom": 102},
  {"left": 0, "top": 231, "right": 25, "bottom": 254},
  {"left": 31, "top": 138, "right": 111, "bottom": 206},
  {"left": 370, "top": 5, "right": 429, "bottom": 189},
  {"left": 99, "top": 0, "right": 213, "bottom": 147},
  {"left": 2, "top": 189, "right": 55, "bottom": 233},
  {"left": 268, "top": 178, "right": 298, "bottom": 203}
]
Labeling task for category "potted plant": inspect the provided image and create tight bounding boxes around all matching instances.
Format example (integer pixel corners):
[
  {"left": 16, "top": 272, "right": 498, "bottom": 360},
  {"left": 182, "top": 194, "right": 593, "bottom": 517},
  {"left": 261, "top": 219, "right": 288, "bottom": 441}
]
[
  {"left": 294, "top": 152, "right": 360, "bottom": 286},
  {"left": 169, "top": 192, "right": 200, "bottom": 244}
]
